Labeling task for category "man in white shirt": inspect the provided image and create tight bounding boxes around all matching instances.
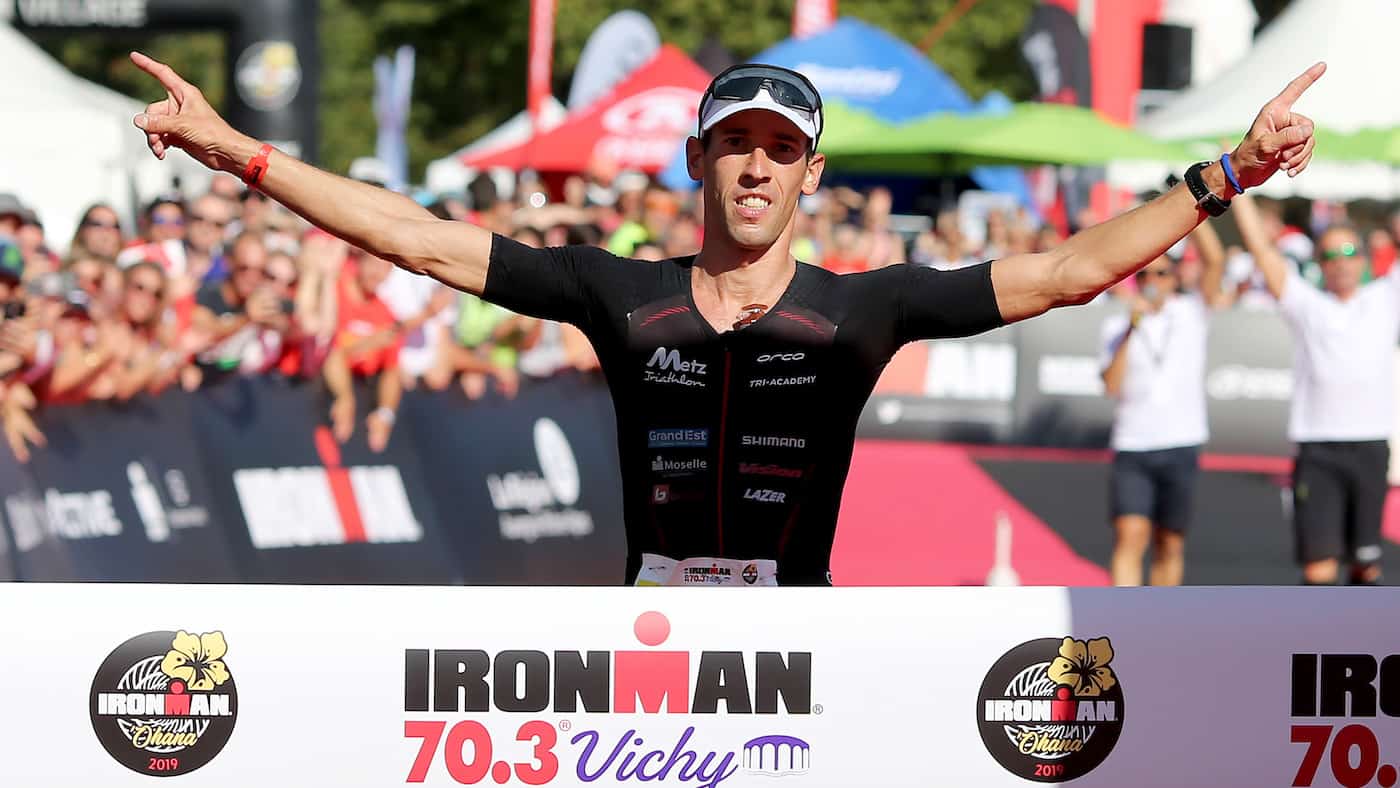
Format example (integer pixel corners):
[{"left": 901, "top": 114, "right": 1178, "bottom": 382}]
[
  {"left": 1099, "top": 222, "right": 1227, "bottom": 585},
  {"left": 1236, "top": 192, "right": 1394, "bottom": 585}
]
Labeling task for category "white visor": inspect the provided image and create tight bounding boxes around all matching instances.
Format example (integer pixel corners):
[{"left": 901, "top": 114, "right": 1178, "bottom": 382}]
[{"left": 698, "top": 87, "right": 821, "bottom": 148}]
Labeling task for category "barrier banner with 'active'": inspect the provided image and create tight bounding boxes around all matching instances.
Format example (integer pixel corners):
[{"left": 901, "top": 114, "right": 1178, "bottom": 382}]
[
  {"left": 0, "top": 374, "right": 626, "bottom": 583},
  {"left": 2, "top": 390, "right": 239, "bottom": 582}
]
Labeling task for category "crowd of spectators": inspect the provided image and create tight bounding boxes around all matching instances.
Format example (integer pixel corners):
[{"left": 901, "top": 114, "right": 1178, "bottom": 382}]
[{"left": 1, "top": 164, "right": 1396, "bottom": 462}]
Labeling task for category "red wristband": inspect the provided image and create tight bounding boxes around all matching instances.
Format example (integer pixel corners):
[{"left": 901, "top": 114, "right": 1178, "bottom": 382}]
[{"left": 241, "top": 143, "right": 274, "bottom": 189}]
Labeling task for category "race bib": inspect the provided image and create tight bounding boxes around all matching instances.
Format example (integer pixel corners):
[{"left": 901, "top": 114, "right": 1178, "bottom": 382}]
[{"left": 634, "top": 553, "right": 779, "bottom": 587}]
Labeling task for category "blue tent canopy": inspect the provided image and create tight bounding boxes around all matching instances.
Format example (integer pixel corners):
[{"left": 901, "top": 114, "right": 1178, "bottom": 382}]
[{"left": 659, "top": 17, "right": 1034, "bottom": 211}]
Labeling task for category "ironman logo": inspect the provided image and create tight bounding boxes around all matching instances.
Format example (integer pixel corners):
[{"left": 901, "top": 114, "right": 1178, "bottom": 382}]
[
  {"left": 89, "top": 630, "right": 238, "bottom": 776},
  {"left": 977, "top": 637, "right": 1124, "bottom": 782}
]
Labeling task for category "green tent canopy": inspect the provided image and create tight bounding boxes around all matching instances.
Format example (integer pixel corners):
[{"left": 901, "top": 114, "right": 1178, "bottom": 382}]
[
  {"left": 816, "top": 101, "right": 1197, "bottom": 171},
  {"left": 1167, "top": 127, "right": 1400, "bottom": 166}
]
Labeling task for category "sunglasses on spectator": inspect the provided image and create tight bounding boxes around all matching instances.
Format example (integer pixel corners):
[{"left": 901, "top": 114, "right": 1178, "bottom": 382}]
[
  {"left": 127, "top": 279, "right": 164, "bottom": 298},
  {"left": 151, "top": 216, "right": 185, "bottom": 227},
  {"left": 1136, "top": 268, "right": 1175, "bottom": 279},
  {"left": 236, "top": 264, "right": 293, "bottom": 285},
  {"left": 82, "top": 218, "right": 120, "bottom": 230},
  {"left": 1322, "top": 243, "right": 1359, "bottom": 261}
]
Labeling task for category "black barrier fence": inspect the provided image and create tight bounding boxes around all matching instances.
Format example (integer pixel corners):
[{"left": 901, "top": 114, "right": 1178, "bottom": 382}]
[
  {"left": 858, "top": 302, "right": 1298, "bottom": 456},
  {"left": 0, "top": 372, "right": 626, "bottom": 583},
  {"left": 0, "top": 305, "right": 1320, "bottom": 583}
]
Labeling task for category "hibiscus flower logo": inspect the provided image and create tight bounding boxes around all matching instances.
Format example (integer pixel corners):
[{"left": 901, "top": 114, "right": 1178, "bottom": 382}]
[
  {"left": 977, "top": 636, "right": 1126, "bottom": 782},
  {"left": 1047, "top": 637, "right": 1117, "bottom": 698},
  {"left": 91, "top": 629, "right": 239, "bottom": 777},
  {"left": 160, "top": 630, "right": 231, "bottom": 692}
]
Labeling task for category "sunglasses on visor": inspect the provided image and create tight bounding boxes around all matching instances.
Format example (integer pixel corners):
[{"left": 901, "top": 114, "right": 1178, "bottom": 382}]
[{"left": 701, "top": 65, "right": 823, "bottom": 144}]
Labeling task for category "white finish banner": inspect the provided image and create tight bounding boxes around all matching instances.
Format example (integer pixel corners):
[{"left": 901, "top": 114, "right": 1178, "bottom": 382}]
[{"left": 1, "top": 584, "right": 1397, "bottom": 787}]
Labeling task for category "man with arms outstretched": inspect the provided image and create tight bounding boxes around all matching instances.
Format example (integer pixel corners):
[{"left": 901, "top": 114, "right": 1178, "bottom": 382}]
[{"left": 130, "top": 53, "right": 1324, "bottom": 586}]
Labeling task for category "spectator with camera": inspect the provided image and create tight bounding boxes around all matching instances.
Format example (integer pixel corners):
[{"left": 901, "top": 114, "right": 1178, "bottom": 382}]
[{"left": 187, "top": 232, "right": 290, "bottom": 383}]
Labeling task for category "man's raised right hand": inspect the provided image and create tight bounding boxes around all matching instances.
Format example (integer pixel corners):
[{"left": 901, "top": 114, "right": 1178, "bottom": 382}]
[{"left": 130, "top": 51, "right": 248, "bottom": 172}]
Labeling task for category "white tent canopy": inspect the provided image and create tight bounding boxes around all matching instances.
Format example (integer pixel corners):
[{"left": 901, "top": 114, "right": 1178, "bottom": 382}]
[
  {"left": 0, "top": 23, "right": 208, "bottom": 254},
  {"left": 1142, "top": 0, "right": 1400, "bottom": 139},
  {"left": 1131, "top": 0, "right": 1400, "bottom": 199},
  {"left": 424, "top": 97, "right": 565, "bottom": 198},
  {"left": 1158, "top": 0, "right": 1257, "bottom": 88}
]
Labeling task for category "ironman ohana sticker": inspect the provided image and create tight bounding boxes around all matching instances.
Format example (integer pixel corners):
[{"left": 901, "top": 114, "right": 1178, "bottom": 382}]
[
  {"left": 977, "top": 637, "right": 1124, "bottom": 782},
  {"left": 90, "top": 630, "right": 238, "bottom": 776}
]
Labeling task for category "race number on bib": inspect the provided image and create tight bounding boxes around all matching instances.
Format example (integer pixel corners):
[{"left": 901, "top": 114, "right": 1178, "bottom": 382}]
[{"left": 634, "top": 553, "right": 779, "bottom": 586}]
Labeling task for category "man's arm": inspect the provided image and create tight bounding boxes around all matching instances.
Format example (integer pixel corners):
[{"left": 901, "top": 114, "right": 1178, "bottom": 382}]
[
  {"left": 323, "top": 348, "right": 356, "bottom": 443},
  {"left": 989, "top": 63, "right": 1323, "bottom": 323},
  {"left": 2, "top": 382, "right": 45, "bottom": 463},
  {"left": 1192, "top": 218, "right": 1231, "bottom": 309},
  {"left": 48, "top": 339, "right": 118, "bottom": 399},
  {"left": 1101, "top": 324, "right": 1133, "bottom": 399},
  {"left": 130, "top": 53, "right": 493, "bottom": 294},
  {"left": 366, "top": 363, "right": 402, "bottom": 453},
  {"left": 191, "top": 304, "right": 251, "bottom": 345},
  {"left": 1231, "top": 192, "right": 1289, "bottom": 300}
]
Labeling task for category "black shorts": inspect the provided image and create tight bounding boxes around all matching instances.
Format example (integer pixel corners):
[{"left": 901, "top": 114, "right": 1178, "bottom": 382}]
[
  {"left": 1110, "top": 445, "right": 1201, "bottom": 532},
  {"left": 1292, "top": 440, "right": 1389, "bottom": 565}
]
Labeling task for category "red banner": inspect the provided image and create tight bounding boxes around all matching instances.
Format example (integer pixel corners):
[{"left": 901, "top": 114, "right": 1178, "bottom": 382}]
[
  {"left": 792, "top": 0, "right": 836, "bottom": 39},
  {"left": 527, "top": 0, "right": 556, "bottom": 130}
]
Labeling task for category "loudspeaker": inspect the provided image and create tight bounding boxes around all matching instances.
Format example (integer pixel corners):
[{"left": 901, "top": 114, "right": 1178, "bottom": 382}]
[{"left": 1141, "top": 23, "right": 1193, "bottom": 91}]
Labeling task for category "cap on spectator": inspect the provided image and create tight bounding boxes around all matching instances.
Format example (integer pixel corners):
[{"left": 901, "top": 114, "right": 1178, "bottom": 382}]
[
  {"left": 349, "top": 157, "right": 392, "bottom": 187},
  {"left": 0, "top": 240, "right": 24, "bottom": 282},
  {"left": 18, "top": 208, "right": 41, "bottom": 229},
  {"left": 616, "top": 171, "right": 649, "bottom": 194},
  {"left": 145, "top": 193, "right": 185, "bottom": 215},
  {"left": 0, "top": 193, "right": 23, "bottom": 221}
]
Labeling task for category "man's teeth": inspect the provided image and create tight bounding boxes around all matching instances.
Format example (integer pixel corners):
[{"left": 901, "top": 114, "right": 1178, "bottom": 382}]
[{"left": 739, "top": 197, "right": 769, "bottom": 209}]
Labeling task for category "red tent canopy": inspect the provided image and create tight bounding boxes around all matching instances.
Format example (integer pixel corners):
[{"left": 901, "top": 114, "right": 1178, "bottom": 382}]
[{"left": 463, "top": 45, "right": 711, "bottom": 174}]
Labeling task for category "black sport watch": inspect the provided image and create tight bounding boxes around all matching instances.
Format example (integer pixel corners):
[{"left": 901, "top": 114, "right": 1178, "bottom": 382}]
[{"left": 1183, "top": 161, "right": 1230, "bottom": 217}]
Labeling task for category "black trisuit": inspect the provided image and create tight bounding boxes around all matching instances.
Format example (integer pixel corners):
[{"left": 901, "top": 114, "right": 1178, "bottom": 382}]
[{"left": 483, "top": 235, "right": 1004, "bottom": 585}]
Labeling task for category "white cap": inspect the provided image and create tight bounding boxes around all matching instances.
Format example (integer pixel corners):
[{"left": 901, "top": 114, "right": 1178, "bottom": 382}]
[
  {"left": 699, "top": 87, "right": 821, "bottom": 148},
  {"left": 349, "top": 157, "right": 393, "bottom": 186}
]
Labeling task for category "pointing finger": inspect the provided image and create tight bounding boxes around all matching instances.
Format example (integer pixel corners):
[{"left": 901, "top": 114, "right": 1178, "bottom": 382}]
[
  {"left": 129, "top": 51, "right": 188, "bottom": 105},
  {"left": 1273, "top": 61, "right": 1326, "bottom": 109}
]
